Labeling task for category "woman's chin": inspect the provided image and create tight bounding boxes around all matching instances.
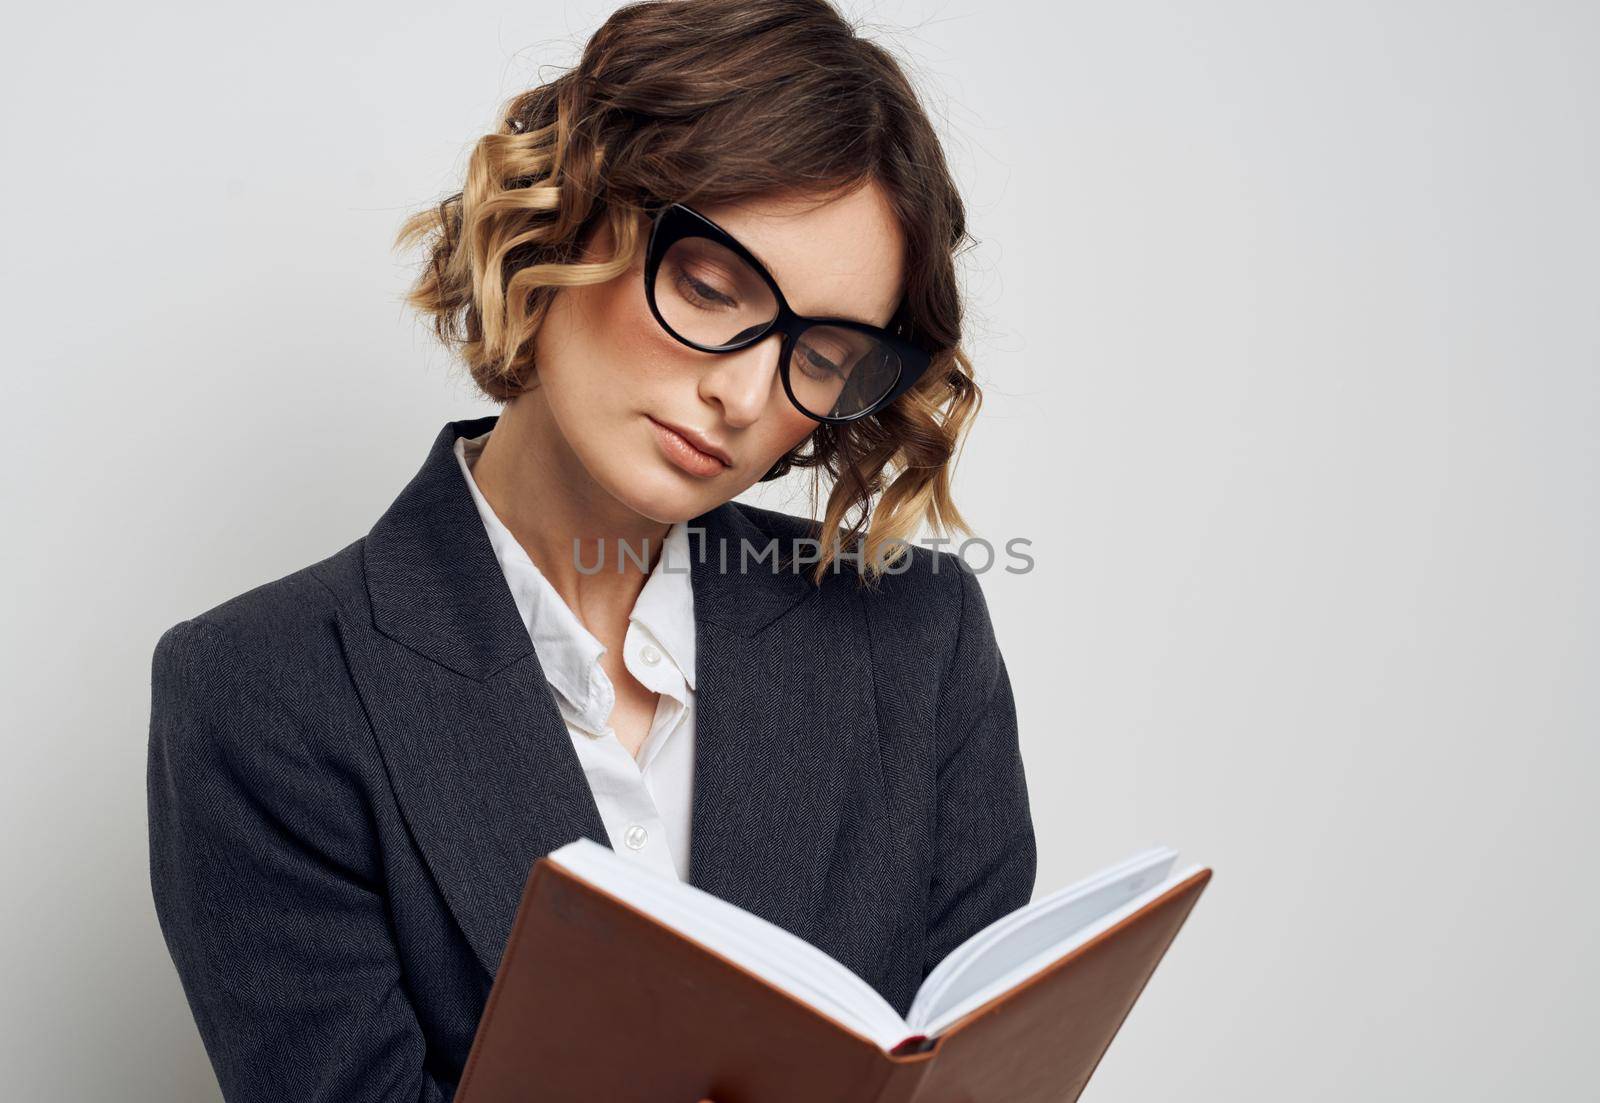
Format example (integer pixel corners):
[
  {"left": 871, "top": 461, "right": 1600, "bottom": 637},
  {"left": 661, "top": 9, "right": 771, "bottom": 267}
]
[{"left": 606, "top": 464, "right": 726, "bottom": 524}]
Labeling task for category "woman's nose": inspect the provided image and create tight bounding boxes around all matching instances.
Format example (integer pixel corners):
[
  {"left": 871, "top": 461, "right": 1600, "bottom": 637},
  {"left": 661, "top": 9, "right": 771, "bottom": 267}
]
[{"left": 697, "top": 334, "right": 785, "bottom": 428}]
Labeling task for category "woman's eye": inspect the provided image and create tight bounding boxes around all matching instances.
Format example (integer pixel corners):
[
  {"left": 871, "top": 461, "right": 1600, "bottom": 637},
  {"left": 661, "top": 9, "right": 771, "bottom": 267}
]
[
  {"left": 799, "top": 347, "right": 844, "bottom": 379},
  {"left": 674, "top": 270, "right": 736, "bottom": 309}
]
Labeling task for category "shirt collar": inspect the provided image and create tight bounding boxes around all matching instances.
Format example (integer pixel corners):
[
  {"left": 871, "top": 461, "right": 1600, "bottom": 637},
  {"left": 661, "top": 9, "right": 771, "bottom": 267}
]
[
  {"left": 630, "top": 519, "right": 697, "bottom": 691},
  {"left": 451, "top": 431, "right": 697, "bottom": 705}
]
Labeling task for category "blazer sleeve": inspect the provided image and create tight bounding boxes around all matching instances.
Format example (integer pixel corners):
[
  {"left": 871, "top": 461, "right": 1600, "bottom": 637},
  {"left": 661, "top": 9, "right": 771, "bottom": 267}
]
[
  {"left": 921, "top": 557, "right": 1039, "bottom": 981},
  {"left": 147, "top": 618, "right": 455, "bottom": 1103}
]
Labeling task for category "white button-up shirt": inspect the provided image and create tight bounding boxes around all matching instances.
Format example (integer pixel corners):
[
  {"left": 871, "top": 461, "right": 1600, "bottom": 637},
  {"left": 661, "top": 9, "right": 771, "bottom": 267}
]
[{"left": 453, "top": 430, "right": 696, "bottom": 882}]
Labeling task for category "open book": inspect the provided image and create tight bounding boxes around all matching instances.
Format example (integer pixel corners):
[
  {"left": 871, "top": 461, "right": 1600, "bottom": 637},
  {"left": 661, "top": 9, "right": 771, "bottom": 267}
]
[{"left": 456, "top": 836, "right": 1211, "bottom": 1103}]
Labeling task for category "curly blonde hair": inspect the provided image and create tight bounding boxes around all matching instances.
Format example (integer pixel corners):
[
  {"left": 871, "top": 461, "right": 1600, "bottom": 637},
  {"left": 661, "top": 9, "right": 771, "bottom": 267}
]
[{"left": 395, "top": 0, "right": 986, "bottom": 588}]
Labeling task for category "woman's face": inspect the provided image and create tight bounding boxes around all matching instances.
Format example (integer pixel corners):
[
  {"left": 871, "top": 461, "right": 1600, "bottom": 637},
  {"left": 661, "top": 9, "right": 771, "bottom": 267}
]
[{"left": 527, "top": 180, "right": 908, "bottom": 524}]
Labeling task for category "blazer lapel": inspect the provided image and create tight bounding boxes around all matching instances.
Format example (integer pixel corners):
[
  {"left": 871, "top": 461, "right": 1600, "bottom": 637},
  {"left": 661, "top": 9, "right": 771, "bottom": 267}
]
[
  {"left": 684, "top": 502, "right": 874, "bottom": 947},
  {"left": 337, "top": 415, "right": 607, "bottom": 978},
  {"left": 339, "top": 415, "right": 872, "bottom": 979}
]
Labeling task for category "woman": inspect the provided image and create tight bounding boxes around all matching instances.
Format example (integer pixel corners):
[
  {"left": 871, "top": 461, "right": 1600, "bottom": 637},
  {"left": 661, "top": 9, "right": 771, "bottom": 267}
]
[{"left": 146, "top": 1, "right": 1035, "bottom": 1100}]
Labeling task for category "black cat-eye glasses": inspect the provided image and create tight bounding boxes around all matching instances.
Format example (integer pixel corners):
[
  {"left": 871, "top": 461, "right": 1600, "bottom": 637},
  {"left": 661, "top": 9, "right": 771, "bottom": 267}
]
[{"left": 643, "top": 202, "right": 932, "bottom": 423}]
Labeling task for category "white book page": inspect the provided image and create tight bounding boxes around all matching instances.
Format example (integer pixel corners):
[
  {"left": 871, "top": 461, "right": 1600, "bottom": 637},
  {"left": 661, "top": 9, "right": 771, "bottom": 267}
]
[
  {"left": 907, "top": 847, "right": 1179, "bottom": 1034},
  {"left": 546, "top": 838, "right": 1194, "bottom": 1053},
  {"left": 546, "top": 837, "right": 913, "bottom": 1050},
  {"left": 917, "top": 863, "right": 1206, "bottom": 1037}
]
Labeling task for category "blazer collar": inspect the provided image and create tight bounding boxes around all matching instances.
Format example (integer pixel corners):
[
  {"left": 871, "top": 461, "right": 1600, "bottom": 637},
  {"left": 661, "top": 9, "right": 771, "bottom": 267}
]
[
  {"left": 339, "top": 415, "right": 870, "bottom": 979},
  {"left": 364, "top": 415, "right": 818, "bottom": 677}
]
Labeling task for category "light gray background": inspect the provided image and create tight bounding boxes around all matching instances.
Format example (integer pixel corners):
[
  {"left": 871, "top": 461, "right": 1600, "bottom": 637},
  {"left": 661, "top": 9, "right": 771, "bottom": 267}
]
[{"left": 3, "top": 1, "right": 1594, "bottom": 1099}]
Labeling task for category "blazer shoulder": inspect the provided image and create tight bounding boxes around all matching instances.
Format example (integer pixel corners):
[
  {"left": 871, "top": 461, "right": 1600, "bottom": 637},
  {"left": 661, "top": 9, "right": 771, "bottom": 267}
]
[
  {"left": 147, "top": 541, "right": 380, "bottom": 887},
  {"left": 151, "top": 536, "right": 366, "bottom": 700},
  {"left": 855, "top": 539, "right": 982, "bottom": 686}
]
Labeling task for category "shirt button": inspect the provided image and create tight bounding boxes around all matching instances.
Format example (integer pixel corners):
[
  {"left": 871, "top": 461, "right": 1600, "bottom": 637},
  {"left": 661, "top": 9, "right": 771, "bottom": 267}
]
[
  {"left": 624, "top": 823, "right": 649, "bottom": 850},
  {"left": 641, "top": 644, "right": 662, "bottom": 666}
]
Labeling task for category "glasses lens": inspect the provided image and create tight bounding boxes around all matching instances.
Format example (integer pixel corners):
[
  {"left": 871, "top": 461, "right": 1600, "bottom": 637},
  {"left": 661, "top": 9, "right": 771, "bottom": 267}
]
[
  {"left": 655, "top": 236, "right": 778, "bottom": 347},
  {"left": 789, "top": 324, "right": 902, "bottom": 420}
]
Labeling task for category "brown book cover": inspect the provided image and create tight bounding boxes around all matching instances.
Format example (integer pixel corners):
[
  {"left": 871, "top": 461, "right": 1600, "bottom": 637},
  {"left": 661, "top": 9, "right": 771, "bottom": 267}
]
[{"left": 455, "top": 852, "right": 1211, "bottom": 1103}]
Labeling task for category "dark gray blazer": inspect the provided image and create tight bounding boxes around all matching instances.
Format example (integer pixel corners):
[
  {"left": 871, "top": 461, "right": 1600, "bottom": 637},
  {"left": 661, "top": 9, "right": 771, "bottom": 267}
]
[{"left": 147, "top": 414, "right": 1036, "bottom": 1102}]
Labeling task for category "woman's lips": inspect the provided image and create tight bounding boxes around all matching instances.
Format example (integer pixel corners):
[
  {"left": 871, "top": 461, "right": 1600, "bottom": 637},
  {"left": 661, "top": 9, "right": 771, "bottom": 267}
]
[{"left": 649, "top": 416, "right": 731, "bottom": 478}]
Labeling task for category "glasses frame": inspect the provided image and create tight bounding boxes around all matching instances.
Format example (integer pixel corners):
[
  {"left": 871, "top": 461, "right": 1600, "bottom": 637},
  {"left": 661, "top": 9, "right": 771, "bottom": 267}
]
[{"left": 642, "top": 202, "right": 932, "bottom": 424}]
